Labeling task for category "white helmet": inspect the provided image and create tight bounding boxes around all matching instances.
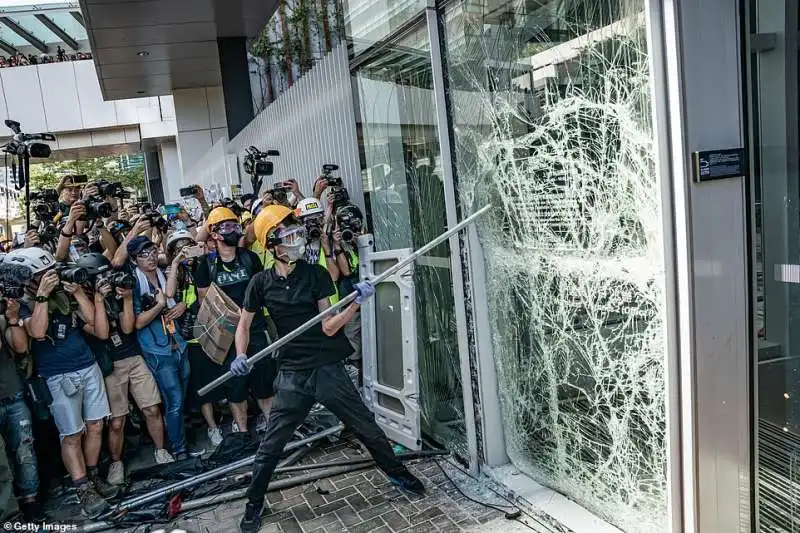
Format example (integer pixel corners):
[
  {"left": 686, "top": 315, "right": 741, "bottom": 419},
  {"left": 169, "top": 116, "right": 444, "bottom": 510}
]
[
  {"left": 167, "top": 230, "right": 195, "bottom": 251},
  {"left": 296, "top": 198, "right": 324, "bottom": 218},
  {"left": 5, "top": 247, "right": 56, "bottom": 275}
]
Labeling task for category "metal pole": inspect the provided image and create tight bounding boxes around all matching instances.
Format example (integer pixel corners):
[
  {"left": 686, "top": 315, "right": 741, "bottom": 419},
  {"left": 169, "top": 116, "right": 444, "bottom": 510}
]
[
  {"left": 81, "top": 463, "right": 375, "bottom": 533},
  {"left": 110, "top": 423, "right": 344, "bottom": 513},
  {"left": 198, "top": 203, "right": 492, "bottom": 397}
]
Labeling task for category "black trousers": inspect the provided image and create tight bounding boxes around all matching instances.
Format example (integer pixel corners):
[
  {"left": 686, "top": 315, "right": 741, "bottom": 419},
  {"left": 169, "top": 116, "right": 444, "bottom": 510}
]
[{"left": 246, "top": 361, "right": 404, "bottom": 506}]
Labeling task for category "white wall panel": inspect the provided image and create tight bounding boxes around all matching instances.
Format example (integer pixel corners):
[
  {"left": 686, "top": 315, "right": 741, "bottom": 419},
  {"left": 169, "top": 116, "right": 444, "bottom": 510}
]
[
  {"left": 56, "top": 131, "right": 93, "bottom": 150},
  {"left": 91, "top": 129, "right": 127, "bottom": 145},
  {"left": 224, "top": 44, "right": 363, "bottom": 209},
  {"left": 175, "top": 130, "right": 213, "bottom": 176},
  {"left": 74, "top": 60, "right": 117, "bottom": 128},
  {"left": 173, "top": 88, "right": 211, "bottom": 132},
  {"left": 0, "top": 66, "right": 47, "bottom": 133},
  {"left": 38, "top": 63, "right": 82, "bottom": 132},
  {"left": 206, "top": 86, "right": 227, "bottom": 130}
]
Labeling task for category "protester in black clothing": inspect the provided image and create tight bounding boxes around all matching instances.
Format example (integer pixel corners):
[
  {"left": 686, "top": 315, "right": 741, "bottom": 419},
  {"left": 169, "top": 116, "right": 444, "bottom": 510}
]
[
  {"left": 235, "top": 205, "right": 424, "bottom": 533},
  {"left": 194, "top": 207, "right": 276, "bottom": 434}
]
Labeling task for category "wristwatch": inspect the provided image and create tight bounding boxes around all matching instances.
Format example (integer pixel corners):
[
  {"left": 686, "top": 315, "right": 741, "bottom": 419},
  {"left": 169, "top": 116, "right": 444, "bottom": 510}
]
[
  {"left": 8, "top": 318, "right": 23, "bottom": 327},
  {"left": 34, "top": 295, "right": 48, "bottom": 303}
]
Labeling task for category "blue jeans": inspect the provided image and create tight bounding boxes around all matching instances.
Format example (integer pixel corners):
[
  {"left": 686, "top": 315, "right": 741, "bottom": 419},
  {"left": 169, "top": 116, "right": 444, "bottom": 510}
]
[
  {"left": 144, "top": 350, "right": 189, "bottom": 454},
  {"left": 0, "top": 394, "right": 39, "bottom": 499}
]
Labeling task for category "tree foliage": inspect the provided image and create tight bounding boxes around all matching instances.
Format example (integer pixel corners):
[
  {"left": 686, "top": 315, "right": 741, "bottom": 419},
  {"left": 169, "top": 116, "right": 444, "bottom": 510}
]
[{"left": 28, "top": 155, "right": 146, "bottom": 193}]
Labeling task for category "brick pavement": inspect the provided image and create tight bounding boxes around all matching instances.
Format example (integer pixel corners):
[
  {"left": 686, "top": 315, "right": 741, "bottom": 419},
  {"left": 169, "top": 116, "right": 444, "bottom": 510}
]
[{"left": 170, "top": 438, "right": 505, "bottom": 533}]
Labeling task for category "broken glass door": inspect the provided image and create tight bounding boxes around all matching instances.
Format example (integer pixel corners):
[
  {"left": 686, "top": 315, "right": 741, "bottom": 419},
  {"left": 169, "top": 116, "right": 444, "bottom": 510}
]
[{"left": 353, "top": 19, "right": 469, "bottom": 457}]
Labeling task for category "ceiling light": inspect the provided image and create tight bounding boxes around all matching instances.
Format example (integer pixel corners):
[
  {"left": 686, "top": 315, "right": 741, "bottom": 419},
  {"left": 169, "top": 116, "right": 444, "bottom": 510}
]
[{"left": 136, "top": 51, "right": 150, "bottom": 57}]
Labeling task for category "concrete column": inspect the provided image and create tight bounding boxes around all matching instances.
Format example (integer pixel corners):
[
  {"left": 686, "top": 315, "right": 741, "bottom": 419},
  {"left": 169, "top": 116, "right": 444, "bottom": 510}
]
[
  {"left": 172, "top": 86, "right": 228, "bottom": 181},
  {"left": 218, "top": 37, "right": 254, "bottom": 139},
  {"left": 143, "top": 149, "right": 164, "bottom": 205},
  {"left": 158, "top": 140, "right": 181, "bottom": 202}
]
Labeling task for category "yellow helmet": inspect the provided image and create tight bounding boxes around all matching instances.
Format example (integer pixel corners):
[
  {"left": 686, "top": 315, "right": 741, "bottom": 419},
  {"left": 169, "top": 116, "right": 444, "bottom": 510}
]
[
  {"left": 254, "top": 204, "right": 294, "bottom": 246},
  {"left": 206, "top": 207, "right": 238, "bottom": 231}
]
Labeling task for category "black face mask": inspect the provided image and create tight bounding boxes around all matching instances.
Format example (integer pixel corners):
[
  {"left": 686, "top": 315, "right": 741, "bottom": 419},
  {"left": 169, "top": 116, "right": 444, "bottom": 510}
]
[{"left": 220, "top": 231, "right": 242, "bottom": 247}]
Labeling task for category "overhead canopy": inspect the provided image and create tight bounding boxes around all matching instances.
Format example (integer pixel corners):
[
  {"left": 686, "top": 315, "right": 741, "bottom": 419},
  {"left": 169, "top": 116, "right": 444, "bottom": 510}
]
[
  {"left": 78, "top": 0, "right": 279, "bottom": 100},
  {"left": 0, "top": 2, "right": 87, "bottom": 55}
]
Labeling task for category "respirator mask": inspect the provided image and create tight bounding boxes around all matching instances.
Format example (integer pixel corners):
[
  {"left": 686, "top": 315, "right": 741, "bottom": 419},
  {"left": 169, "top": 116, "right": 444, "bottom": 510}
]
[{"left": 275, "top": 226, "right": 307, "bottom": 263}]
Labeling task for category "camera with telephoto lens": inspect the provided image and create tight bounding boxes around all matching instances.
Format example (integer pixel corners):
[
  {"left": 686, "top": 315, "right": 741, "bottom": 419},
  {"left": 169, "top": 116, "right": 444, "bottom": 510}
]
[
  {"left": 0, "top": 262, "right": 32, "bottom": 315},
  {"left": 79, "top": 197, "right": 113, "bottom": 221},
  {"left": 140, "top": 292, "right": 162, "bottom": 314},
  {"left": 98, "top": 270, "right": 135, "bottom": 291},
  {"left": 93, "top": 180, "right": 130, "bottom": 199},
  {"left": 55, "top": 263, "right": 89, "bottom": 284},
  {"left": 33, "top": 224, "right": 59, "bottom": 246},
  {"left": 321, "top": 164, "right": 342, "bottom": 187},
  {"left": 142, "top": 210, "right": 169, "bottom": 232},
  {"left": 30, "top": 189, "right": 59, "bottom": 223},
  {"left": 336, "top": 204, "right": 364, "bottom": 243}
]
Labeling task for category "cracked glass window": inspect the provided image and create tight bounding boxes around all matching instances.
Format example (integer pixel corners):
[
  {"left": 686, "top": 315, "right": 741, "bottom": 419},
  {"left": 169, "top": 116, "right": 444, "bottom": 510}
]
[
  {"left": 353, "top": 22, "right": 469, "bottom": 457},
  {"left": 442, "top": 1, "right": 667, "bottom": 531}
]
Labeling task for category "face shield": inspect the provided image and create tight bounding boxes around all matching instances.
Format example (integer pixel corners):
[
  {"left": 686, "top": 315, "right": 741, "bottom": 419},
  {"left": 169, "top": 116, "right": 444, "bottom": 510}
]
[{"left": 274, "top": 225, "right": 307, "bottom": 263}]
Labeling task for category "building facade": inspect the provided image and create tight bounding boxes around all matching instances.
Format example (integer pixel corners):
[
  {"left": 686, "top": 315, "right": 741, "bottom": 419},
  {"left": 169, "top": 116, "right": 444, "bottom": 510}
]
[{"left": 78, "top": 0, "right": 796, "bottom": 530}]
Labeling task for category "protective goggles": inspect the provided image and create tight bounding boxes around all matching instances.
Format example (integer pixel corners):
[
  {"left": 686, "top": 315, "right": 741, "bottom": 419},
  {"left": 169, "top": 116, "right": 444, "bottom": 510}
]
[
  {"left": 214, "top": 221, "right": 242, "bottom": 234},
  {"left": 275, "top": 225, "right": 306, "bottom": 244}
]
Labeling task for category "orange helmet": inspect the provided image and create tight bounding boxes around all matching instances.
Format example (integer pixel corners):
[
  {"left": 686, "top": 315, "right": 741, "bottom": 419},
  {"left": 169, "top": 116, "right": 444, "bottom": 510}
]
[{"left": 253, "top": 204, "right": 294, "bottom": 246}]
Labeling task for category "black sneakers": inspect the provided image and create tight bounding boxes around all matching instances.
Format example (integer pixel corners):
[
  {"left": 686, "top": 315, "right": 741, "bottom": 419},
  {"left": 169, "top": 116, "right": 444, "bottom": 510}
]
[
  {"left": 388, "top": 468, "right": 426, "bottom": 495},
  {"left": 20, "top": 500, "right": 46, "bottom": 522},
  {"left": 239, "top": 502, "right": 262, "bottom": 533},
  {"left": 76, "top": 482, "right": 109, "bottom": 518}
]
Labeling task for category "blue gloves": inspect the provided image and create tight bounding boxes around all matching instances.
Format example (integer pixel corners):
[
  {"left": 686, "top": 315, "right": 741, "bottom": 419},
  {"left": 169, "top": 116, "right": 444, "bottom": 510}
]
[
  {"left": 230, "top": 354, "right": 250, "bottom": 376},
  {"left": 354, "top": 281, "right": 375, "bottom": 305}
]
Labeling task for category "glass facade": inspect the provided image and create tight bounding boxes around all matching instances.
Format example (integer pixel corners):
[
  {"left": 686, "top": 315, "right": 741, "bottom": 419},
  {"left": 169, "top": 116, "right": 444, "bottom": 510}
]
[
  {"left": 348, "top": 0, "right": 667, "bottom": 529},
  {"left": 440, "top": 1, "right": 666, "bottom": 531}
]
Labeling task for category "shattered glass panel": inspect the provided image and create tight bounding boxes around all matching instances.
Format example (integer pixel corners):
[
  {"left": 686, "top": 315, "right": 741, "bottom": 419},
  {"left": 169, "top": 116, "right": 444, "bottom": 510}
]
[
  {"left": 354, "top": 22, "right": 469, "bottom": 457},
  {"left": 442, "top": 1, "right": 667, "bottom": 531}
]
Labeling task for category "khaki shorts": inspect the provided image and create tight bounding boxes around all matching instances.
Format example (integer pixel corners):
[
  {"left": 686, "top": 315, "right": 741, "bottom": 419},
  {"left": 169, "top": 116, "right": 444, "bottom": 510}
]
[{"left": 104, "top": 355, "right": 161, "bottom": 418}]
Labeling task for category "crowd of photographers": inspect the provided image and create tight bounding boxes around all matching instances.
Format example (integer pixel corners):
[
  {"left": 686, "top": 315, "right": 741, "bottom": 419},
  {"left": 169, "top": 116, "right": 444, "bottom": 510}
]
[{"left": 0, "top": 168, "right": 368, "bottom": 522}]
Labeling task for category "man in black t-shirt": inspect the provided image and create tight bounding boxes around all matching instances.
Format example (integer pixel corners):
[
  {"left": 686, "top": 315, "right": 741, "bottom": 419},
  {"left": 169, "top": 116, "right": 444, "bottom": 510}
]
[
  {"left": 194, "top": 207, "right": 276, "bottom": 434},
  {"left": 234, "top": 205, "right": 424, "bottom": 533}
]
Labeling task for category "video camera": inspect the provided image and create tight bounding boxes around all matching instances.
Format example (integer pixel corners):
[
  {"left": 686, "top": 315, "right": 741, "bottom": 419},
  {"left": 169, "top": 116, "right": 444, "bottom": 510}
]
[
  {"left": 29, "top": 188, "right": 59, "bottom": 224},
  {"left": 3, "top": 119, "right": 54, "bottom": 160},
  {"left": 0, "top": 262, "right": 30, "bottom": 315},
  {"left": 243, "top": 146, "right": 279, "bottom": 195},
  {"left": 322, "top": 164, "right": 342, "bottom": 187}
]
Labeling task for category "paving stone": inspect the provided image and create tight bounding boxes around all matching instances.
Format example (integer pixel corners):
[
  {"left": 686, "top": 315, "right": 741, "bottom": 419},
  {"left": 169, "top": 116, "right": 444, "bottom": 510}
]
[
  {"left": 315, "top": 497, "right": 351, "bottom": 515},
  {"left": 344, "top": 516, "right": 385, "bottom": 533},
  {"left": 279, "top": 517, "right": 305, "bottom": 533},
  {"left": 345, "top": 492, "right": 372, "bottom": 512},
  {"left": 263, "top": 510, "right": 295, "bottom": 525},
  {"left": 369, "top": 527, "right": 393, "bottom": 533},
  {"left": 304, "top": 488, "right": 329, "bottom": 508},
  {"left": 378, "top": 509, "right": 410, "bottom": 532},
  {"left": 214, "top": 501, "right": 244, "bottom": 520},
  {"left": 355, "top": 501, "right": 393, "bottom": 522},
  {"left": 284, "top": 484, "right": 313, "bottom": 498},
  {"left": 301, "top": 512, "right": 343, "bottom": 532},
  {"left": 409, "top": 506, "right": 444, "bottom": 525},
  {"left": 335, "top": 505, "right": 362, "bottom": 527},
  {"left": 290, "top": 501, "right": 317, "bottom": 522},
  {"left": 333, "top": 473, "right": 371, "bottom": 490},
  {"left": 430, "top": 514, "right": 461, "bottom": 533},
  {"left": 323, "top": 486, "right": 358, "bottom": 503},
  {"left": 273, "top": 494, "right": 307, "bottom": 512}
]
